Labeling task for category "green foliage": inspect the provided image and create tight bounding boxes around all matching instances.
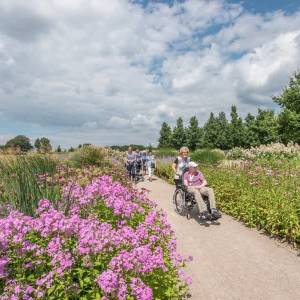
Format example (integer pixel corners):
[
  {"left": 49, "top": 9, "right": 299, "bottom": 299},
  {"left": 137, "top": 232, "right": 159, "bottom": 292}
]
[
  {"left": 273, "top": 72, "right": 300, "bottom": 144},
  {"left": 255, "top": 109, "right": 279, "bottom": 144},
  {"left": 202, "top": 161, "right": 300, "bottom": 246},
  {"left": 277, "top": 109, "right": 300, "bottom": 144},
  {"left": 186, "top": 116, "right": 201, "bottom": 151},
  {"left": 171, "top": 117, "right": 187, "bottom": 150},
  {"left": 0, "top": 155, "right": 60, "bottom": 216},
  {"left": 273, "top": 72, "right": 300, "bottom": 113},
  {"left": 154, "top": 148, "right": 178, "bottom": 158},
  {"left": 70, "top": 146, "right": 110, "bottom": 168},
  {"left": 203, "top": 113, "right": 218, "bottom": 149},
  {"left": 155, "top": 162, "right": 174, "bottom": 184},
  {"left": 227, "top": 105, "right": 246, "bottom": 148},
  {"left": 34, "top": 138, "right": 41, "bottom": 150},
  {"left": 191, "top": 149, "right": 225, "bottom": 165},
  {"left": 5, "top": 135, "right": 33, "bottom": 152},
  {"left": 156, "top": 160, "right": 300, "bottom": 246},
  {"left": 158, "top": 122, "right": 172, "bottom": 148},
  {"left": 39, "top": 137, "right": 52, "bottom": 153},
  {"left": 56, "top": 145, "right": 62, "bottom": 153}
]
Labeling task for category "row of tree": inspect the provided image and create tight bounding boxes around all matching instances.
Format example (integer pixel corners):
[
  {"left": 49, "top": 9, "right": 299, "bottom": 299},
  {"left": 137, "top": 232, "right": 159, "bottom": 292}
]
[
  {"left": 158, "top": 72, "right": 300, "bottom": 150},
  {"left": 0, "top": 135, "right": 58, "bottom": 153}
]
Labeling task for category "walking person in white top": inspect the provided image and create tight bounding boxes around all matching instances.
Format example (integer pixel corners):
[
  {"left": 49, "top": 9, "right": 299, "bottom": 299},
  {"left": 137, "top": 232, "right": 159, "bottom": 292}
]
[{"left": 146, "top": 150, "right": 156, "bottom": 182}]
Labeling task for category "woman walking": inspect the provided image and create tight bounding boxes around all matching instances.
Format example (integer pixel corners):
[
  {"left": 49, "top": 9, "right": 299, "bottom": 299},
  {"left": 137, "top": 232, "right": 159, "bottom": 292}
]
[{"left": 147, "top": 150, "right": 156, "bottom": 182}]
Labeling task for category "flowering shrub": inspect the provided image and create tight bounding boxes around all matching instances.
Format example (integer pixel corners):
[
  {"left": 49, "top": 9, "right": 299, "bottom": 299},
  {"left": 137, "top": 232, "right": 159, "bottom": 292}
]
[
  {"left": 227, "top": 143, "right": 300, "bottom": 161},
  {"left": 0, "top": 176, "right": 191, "bottom": 299},
  {"left": 155, "top": 160, "right": 300, "bottom": 247}
]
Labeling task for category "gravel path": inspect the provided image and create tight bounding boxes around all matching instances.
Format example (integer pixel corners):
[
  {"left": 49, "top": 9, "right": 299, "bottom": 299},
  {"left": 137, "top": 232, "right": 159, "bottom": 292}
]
[{"left": 138, "top": 176, "right": 300, "bottom": 300}]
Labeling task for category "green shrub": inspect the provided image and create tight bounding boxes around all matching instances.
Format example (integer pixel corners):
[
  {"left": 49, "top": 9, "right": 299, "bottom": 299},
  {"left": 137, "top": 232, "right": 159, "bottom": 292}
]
[
  {"left": 191, "top": 149, "right": 225, "bottom": 165},
  {"left": 155, "top": 162, "right": 174, "bottom": 184},
  {"left": 70, "top": 146, "right": 111, "bottom": 168},
  {"left": 154, "top": 148, "right": 178, "bottom": 158},
  {"left": 156, "top": 160, "right": 300, "bottom": 246}
]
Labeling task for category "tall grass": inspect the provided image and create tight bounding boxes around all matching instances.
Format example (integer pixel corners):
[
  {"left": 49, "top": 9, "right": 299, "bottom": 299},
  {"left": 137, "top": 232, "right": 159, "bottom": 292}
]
[
  {"left": 154, "top": 148, "right": 178, "bottom": 158},
  {"left": 0, "top": 155, "right": 60, "bottom": 216},
  {"left": 190, "top": 149, "right": 225, "bottom": 165}
]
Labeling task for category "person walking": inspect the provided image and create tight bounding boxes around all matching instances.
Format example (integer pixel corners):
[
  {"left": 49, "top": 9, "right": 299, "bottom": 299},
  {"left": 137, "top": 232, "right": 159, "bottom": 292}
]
[
  {"left": 125, "top": 146, "right": 136, "bottom": 181},
  {"left": 147, "top": 150, "right": 156, "bottom": 182},
  {"left": 172, "top": 146, "right": 191, "bottom": 186}
]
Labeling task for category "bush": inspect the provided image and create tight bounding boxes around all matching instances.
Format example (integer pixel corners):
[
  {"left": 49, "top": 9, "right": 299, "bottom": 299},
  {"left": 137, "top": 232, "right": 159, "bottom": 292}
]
[
  {"left": 191, "top": 149, "right": 225, "bottom": 165},
  {"left": 70, "top": 146, "right": 111, "bottom": 168},
  {"left": 155, "top": 163, "right": 174, "bottom": 184},
  {"left": 0, "top": 176, "right": 191, "bottom": 299},
  {"left": 154, "top": 148, "right": 178, "bottom": 158},
  {"left": 156, "top": 160, "right": 300, "bottom": 247},
  {"left": 227, "top": 143, "right": 300, "bottom": 161}
]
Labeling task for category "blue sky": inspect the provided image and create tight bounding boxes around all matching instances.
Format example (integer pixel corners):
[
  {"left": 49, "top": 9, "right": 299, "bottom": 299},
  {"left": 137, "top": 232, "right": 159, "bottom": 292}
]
[{"left": 0, "top": 0, "right": 300, "bottom": 147}]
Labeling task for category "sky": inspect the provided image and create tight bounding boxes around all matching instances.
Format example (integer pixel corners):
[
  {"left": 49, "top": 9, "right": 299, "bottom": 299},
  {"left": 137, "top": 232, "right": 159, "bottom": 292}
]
[{"left": 1, "top": 0, "right": 300, "bottom": 148}]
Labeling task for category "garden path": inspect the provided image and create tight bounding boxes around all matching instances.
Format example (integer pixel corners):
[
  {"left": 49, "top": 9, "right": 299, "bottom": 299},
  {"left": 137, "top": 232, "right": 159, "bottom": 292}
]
[{"left": 138, "top": 176, "right": 300, "bottom": 300}]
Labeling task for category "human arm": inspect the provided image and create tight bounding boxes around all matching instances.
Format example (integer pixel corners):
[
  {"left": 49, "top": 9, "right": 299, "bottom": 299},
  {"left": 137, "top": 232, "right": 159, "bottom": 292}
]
[{"left": 172, "top": 157, "right": 178, "bottom": 173}]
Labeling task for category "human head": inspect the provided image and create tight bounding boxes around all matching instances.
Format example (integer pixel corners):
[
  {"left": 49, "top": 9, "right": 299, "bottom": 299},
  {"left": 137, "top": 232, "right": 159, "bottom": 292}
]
[
  {"left": 179, "top": 146, "right": 189, "bottom": 158},
  {"left": 188, "top": 161, "right": 198, "bottom": 172},
  {"left": 136, "top": 148, "right": 140, "bottom": 153},
  {"left": 128, "top": 146, "right": 132, "bottom": 153}
]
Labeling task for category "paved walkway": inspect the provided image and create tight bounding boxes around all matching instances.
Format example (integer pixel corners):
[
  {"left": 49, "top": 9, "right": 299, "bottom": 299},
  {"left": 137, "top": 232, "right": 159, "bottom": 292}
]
[{"left": 138, "top": 176, "right": 300, "bottom": 300}]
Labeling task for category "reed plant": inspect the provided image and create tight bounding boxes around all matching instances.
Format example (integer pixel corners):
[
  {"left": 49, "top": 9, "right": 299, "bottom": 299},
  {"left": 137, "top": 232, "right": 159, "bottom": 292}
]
[{"left": 0, "top": 155, "right": 60, "bottom": 216}]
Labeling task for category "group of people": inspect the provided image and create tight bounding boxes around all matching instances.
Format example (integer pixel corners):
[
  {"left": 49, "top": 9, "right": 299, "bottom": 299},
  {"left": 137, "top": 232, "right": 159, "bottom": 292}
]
[
  {"left": 125, "top": 145, "right": 221, "bottom": 221},
  {"left": 125, "top": 147, "right": 156, "bottom": 182},
  {"left": 172, "top": 146, "right": 221, "bottom": 221}
]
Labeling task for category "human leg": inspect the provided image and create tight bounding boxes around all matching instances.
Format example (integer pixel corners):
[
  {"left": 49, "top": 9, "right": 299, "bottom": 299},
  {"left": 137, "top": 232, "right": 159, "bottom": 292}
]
[
  {"left": 148, "top": 163, "right": 152, "bottom": 181},
  {"left": 199, "top": 187, "right": 216, "bottom": 209},
  {"left": 187, "top": 187, "right": 207, "bottom": 213},
  {"left": 200, "top": 187, "right": 221, "bottom": 219}
]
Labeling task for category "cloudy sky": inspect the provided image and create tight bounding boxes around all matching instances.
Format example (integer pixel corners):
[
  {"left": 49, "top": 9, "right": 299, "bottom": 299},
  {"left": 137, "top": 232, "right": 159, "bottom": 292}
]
[{"left": 1, "top": 0, "right": 300, "bottom": 148}]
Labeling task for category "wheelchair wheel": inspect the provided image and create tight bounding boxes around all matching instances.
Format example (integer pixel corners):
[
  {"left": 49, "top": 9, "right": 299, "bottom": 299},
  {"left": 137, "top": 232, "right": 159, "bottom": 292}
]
[{"left": 173, "top": 189, "right": 186, "bottom": 215}]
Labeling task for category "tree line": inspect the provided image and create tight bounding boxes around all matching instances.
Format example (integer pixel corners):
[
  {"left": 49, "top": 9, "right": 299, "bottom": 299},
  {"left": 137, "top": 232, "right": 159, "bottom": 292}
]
[
  {"left": 158, "top": 72, "right": 300, "bottom": 150},
  {"left": 0, "top": 135, "right": 56, "bottom": 153}
]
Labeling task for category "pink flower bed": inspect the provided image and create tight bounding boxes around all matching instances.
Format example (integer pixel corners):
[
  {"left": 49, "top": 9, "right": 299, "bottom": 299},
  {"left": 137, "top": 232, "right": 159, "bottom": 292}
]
[{"left": 0, "top": 176, "right": 191, "bottom": 299}]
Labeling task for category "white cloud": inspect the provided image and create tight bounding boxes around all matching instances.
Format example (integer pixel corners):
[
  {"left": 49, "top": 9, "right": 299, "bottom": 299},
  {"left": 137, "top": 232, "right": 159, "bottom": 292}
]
[{"left": 0, "top": 0, "right": 300, "bottom": 146}]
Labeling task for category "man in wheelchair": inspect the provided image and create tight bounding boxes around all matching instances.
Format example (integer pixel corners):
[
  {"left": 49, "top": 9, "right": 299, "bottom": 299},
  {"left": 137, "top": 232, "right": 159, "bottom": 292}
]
[{"left": 183, "top": 161, "right": 221, "bottom": 221}]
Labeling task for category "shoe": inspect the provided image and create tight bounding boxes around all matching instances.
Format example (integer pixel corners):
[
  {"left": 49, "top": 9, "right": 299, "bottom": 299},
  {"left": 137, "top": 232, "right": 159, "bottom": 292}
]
[
  {"left": 199, "top": 211, "right": 211, "bottom": 221},
  {"left": 211, "top": 209, "right": 221, "bottom": 220}
]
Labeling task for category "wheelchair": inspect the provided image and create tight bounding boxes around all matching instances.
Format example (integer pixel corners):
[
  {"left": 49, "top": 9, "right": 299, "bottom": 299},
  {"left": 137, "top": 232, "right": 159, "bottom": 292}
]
[
  {"left": 126, "top": 161, "right": 144, "bottom": 183},
  {"left": 173, "top": 175, "right": 211, "bottom": 220}
]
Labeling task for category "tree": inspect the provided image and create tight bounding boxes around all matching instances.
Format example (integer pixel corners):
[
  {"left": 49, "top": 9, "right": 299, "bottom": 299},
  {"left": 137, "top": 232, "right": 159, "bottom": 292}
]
[
  {"left": 38, "top": 137, "right": 52, "bottom": 153},
  {"left": 273, "top": 72, "right": 300, "bottom": 113},
  {"left": 214, "top": 112, "right": 230, "bottom": 150},
  {"left": 171, "top": 117, "right": 186, "bottom": 149},
  {"left": 69, "top": 147, "right": 75, "bottom": 152},
  {"left": 273, "top": 72, "right": 300, "bottom": 143},
  {"left": 254, "top": 109, "right": 279, "bottom": 145},
  {"left": 56, "top": 145, "right": 62, "bottom": 153},
  {"left": 277, "top": 109, "right": 300, "bottom": 143},
  {"left": 158, "top": 122, "right": 172, "bottom": 148},
  {"left": 186, "top": 116, "right": 201, "bottom": 151},
  {"left": 5, "top": 135, "right": 33, "bottom": 152},
  {"left": 227, "top": 106, "right": 246, "bottom": 148},
  {"left": 34, "top": 138, "right": 41, "bottom": 152},
  {"left": 203, "top": 113, "right": 218, "bottom": 148},
  {"left": 244, "top": 113, "right": 259, "bottom": 148}
]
